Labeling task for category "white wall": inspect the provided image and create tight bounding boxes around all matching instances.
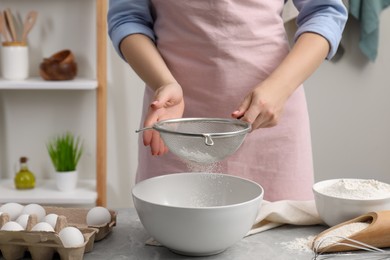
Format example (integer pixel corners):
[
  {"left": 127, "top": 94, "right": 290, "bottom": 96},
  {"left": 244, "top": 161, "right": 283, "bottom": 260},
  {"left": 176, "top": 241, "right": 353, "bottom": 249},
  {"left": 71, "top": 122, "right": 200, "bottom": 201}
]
[
  {"left": 106, "top": 8, "right": 390, "bottom": 207},
  {"left": 105, "top": 47, "right": 144, "bottom": 208},
  {"left": 305, "top": 9, "right": 390, "bottom": 184}
]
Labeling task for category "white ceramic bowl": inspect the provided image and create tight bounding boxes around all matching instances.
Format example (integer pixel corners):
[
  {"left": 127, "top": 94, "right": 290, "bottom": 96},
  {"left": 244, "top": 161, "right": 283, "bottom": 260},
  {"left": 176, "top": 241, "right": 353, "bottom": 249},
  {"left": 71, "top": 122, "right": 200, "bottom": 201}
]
[
  {"left": 313, "top": 178, "right": 390, "bottom": 227},
  {"left": 132, "top": 172, "right": 263, "bottom": 256}
]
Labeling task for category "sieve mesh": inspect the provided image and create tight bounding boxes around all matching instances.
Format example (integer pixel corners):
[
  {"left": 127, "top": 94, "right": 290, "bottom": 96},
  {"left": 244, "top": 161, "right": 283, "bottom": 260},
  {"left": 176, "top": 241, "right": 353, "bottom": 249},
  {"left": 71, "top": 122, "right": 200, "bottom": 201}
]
[{"left": 152, "top": 118, "right": 251, "bottom": 164}]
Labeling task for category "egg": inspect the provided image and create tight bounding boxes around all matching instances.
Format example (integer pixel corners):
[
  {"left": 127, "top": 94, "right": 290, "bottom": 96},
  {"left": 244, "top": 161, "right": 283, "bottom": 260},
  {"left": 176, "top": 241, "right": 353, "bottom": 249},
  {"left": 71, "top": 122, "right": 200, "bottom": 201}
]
[
  {"left": 31, "top": 222, "right": 54, "bottom": 232},
  {"left": 1, "top": 221, "right": 24, "bottom": 231},
  {"left": 22, "top": 204, "right": 46, "bottom": 222},
  {"left": 16, "top": 214, "right": 30, "bottom": 230},
  {"left": 86, "top": 207, "right": 111, "bottom": 226},
  {"left": 59, "top": 227, "right": 84, "bottom": 248},
  {"left": 0, "top": 203, "right": 24, "bottom": 220},
  {"left": 44, "top": 213, "right": 59, "bottom": 229}
]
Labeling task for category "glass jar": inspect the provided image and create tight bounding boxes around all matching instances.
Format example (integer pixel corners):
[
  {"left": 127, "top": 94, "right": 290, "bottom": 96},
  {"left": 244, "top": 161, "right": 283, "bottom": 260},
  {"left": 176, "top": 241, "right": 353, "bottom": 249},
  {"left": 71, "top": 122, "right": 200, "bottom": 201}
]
[{"left": 14, "top": 157, "right": 35, "bottom": 189}]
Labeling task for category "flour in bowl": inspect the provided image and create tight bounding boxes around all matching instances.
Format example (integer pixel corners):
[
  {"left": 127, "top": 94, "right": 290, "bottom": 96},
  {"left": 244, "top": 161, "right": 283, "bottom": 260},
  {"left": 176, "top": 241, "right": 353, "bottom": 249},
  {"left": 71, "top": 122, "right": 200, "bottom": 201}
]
[{"left": 319, "top": 179, "right": 390, "bottom": 199}]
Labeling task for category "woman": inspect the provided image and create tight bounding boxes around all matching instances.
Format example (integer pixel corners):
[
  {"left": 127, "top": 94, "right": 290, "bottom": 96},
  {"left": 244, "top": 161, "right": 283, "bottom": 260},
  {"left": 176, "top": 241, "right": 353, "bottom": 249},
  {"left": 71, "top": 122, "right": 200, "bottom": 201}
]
[{"left": 108, "top": 0, "right": 347, "bottom": 201}]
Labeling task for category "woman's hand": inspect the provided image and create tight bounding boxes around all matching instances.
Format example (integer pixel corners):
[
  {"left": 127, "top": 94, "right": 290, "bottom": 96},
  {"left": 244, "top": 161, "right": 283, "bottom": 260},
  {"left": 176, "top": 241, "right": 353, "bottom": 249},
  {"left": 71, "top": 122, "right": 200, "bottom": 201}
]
[
  {"left": 143, "top": 82, "right": 185, "bottom": 155},
  {"left": 119, "top": 34, "right": 185, "bottom": 155},
  {"left": 231, "top": 80, "right": 289, "bottom": 130},
  {"left": 232, "top": 33, "right": 330, "bottom": 130}
]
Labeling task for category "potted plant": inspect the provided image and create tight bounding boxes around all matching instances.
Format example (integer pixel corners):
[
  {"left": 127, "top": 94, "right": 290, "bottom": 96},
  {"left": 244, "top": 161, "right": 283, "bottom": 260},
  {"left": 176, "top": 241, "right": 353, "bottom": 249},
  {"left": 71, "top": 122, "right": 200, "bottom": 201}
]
[{"left": 47, "top": 132, "right": 83, "bottom": 191}]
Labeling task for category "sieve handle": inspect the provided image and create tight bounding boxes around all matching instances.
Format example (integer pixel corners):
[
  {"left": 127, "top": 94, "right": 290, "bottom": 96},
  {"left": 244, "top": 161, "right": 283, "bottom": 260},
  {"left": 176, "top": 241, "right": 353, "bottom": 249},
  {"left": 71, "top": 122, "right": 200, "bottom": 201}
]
[
  {"left": 135, "top": 127, "right": 153, "bottom": 133},
  {"left": 203, "top": 134, "right": 214, "bottom": 146}
]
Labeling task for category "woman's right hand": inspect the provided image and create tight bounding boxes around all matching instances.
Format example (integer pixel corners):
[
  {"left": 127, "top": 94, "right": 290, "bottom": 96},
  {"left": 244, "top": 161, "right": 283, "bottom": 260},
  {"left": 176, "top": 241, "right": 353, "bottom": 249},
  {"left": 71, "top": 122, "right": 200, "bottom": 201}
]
[
  {"left": 143, "top": 82, "right": 185, "bottom": 156},
  {"left": 119, "top": 34, "right": 184, "bottom": 155}
]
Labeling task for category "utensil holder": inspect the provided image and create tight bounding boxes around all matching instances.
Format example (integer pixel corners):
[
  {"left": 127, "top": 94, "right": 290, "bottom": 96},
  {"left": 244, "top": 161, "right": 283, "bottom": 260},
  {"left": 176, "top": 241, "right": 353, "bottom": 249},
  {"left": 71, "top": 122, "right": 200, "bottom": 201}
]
[{"left": 1, "top": 42, "right": 29, "bottom": 80}]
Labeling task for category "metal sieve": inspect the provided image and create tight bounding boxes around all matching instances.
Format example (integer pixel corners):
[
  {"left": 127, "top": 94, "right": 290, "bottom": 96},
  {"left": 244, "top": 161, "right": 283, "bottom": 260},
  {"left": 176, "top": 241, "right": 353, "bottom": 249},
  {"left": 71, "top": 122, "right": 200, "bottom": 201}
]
[{"left": 136, "top": 118, "right": 251, "bottom": 164}]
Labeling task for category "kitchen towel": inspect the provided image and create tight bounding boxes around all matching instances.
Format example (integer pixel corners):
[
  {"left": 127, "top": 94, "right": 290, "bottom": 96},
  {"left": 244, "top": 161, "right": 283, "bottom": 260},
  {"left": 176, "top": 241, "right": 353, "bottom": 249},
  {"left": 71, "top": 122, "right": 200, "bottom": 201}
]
[
  {"left": 145, "top": 200, "right": 323, "bottom": 245},
  {"left": 283, "top": 0, "right": 299, "bottom": 23},
  {"left": 349, "top": 0, "right": 390, "bottom": 61},
  {"left": 247, "top": 200, "right": 323, "bottom": 236}
]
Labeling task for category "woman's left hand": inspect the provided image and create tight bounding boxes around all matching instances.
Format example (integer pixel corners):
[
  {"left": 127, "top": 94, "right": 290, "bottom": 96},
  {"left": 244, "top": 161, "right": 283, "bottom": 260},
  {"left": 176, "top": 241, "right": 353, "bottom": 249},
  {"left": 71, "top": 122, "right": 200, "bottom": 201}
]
[
  {"left": 231, "top": 33, "right": 330, "bottom": 130},
  {"left": 231, "top": 80, "right": 290, "bottom": 130}
]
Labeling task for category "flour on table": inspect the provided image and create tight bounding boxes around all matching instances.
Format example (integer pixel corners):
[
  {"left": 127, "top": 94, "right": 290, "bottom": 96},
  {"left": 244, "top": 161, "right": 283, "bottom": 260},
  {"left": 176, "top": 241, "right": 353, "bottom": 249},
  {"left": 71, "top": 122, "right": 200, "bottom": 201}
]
[
  {"left": 279, "top": 235, "right": 315, "bottom": 253},
  {"left": 319, "top": 179, "right": 390, "bottom": 199},
  {"left": 280, "top": 222, "right": 370, "bottom": 253}
]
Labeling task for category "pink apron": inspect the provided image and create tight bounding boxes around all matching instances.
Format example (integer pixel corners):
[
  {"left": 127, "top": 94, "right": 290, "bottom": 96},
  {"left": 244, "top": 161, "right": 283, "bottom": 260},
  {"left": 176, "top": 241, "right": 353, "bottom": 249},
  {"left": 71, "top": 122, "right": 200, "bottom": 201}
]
[{"left": 137, "top": 0, "right": 314, "bottom": 201}]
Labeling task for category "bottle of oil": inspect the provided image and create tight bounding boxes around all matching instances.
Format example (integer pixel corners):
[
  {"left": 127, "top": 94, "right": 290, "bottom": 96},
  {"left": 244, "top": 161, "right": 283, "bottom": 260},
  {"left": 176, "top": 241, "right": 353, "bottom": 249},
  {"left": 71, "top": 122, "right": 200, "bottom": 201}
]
[{"left": 14, "top": 157, "right": 36, "bottom": 189}]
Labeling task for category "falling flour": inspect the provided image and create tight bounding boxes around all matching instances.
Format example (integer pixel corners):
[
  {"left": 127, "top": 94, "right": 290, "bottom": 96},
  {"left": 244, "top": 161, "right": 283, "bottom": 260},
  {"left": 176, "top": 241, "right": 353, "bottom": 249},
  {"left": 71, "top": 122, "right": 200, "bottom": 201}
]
[
  {"left": 177, "top": 148, "right": 226, "bottom": 207},
  {"left": 313, "top": 222, "right": 370, "bottom": 250},
  {"left": 184, "top": 160, "right": 222, "bottom": 173},
  {"left": 319, "top": 179, "right": 390, "bottom": 199},
  {"left": 179, "top": 147, "right": 215, "bottom": 164},
  {"left": 178, "top": 147, "right": 223, "bottom": 173}
]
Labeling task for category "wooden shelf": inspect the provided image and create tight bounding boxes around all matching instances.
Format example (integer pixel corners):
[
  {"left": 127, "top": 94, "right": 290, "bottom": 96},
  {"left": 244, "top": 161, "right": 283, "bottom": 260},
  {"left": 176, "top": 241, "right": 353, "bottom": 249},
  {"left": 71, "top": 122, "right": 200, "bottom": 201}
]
[
  {"left": 0, "top": 77, "right": 98, "bottom": 90},
  {"left": 0, "top": 179, "right": 97, "bottom": 205},
  {"left": 0, "top": 0, "right": 107, "bottom": 206}
]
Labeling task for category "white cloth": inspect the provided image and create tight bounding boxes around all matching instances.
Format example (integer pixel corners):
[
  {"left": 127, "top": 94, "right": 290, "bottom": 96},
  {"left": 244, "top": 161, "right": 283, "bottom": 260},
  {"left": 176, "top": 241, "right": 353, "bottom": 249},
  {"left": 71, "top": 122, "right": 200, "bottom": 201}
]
[
  {"left": 283, "top": 0, "right": 299, "bottom": 23},
  {"left": 247, "top": 200, "right": 323, "bottom": 236}
]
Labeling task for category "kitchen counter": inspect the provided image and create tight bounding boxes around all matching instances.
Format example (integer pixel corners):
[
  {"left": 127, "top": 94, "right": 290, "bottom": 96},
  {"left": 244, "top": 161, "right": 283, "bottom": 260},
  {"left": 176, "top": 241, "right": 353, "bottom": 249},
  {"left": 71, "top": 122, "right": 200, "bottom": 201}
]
[{"left": 86, "top": 208, "right": 328, "bottom": 260}]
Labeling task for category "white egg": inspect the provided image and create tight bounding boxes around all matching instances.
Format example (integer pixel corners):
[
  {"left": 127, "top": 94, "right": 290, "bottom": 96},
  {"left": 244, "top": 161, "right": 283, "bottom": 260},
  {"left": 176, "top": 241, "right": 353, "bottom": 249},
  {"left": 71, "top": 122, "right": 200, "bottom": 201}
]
[
  {"left": 22, "top": 204, "right": 46, "bottom": 222},
  {"left": 86, "top": 207, "right": 111, "bottom": 226},
  {"left": 59, "top": 227, "right": 85, "bottom": 248},
  {"left": 31, "top": 222, "right": 54, "bottom": 232},
  {"left": 44, "top": 213, "right": 59, "bottom": 229},
  {"left": 1, "top": 221, "right": 24, "bottom": 231},
  {"left": 0, "top": 203, "right": 24, "bottom": 221},
  {"left": 16, "top": 214, "right": 30, "bottom": 230}
]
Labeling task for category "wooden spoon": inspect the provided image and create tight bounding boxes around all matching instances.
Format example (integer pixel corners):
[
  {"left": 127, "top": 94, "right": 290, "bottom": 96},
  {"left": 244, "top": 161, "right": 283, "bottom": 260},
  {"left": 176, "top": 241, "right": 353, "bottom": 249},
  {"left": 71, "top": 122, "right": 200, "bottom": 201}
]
[
  {"left": 21, "top": 11, "right": 38, "bottom": 43},
  {"left": 0, "top": 12, "right": 11, "bottom": 42},
  {"left": 4, "top": 8, "right": 17, "bottom": 42},
  {"left": 313, "top": 211, "right": 390, "bottom": 253}
]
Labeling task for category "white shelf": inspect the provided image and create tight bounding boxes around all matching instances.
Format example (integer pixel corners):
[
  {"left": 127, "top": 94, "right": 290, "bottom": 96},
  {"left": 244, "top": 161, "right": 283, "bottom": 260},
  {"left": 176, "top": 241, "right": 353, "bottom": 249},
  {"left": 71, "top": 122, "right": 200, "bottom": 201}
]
[
  {"left": 0, "top": 77, "right": 98, "bottom": 90},
  {"left": 0, "top": 179, "right": 97, "bottom": 205},
  {"left": 1, "top": 0, "right": 107, "bottom": 206}
]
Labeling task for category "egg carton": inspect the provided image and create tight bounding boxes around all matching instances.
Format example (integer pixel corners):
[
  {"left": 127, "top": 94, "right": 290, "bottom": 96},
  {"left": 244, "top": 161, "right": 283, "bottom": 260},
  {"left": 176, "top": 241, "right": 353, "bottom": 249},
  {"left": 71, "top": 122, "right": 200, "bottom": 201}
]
[
  {"left": 0, "top": 213, "right": 96, "bottom": 260},
  {"left": 0, "top": 207, "right": 116, "bottom": 260},
  {"left": 44, "top": 206, "right": 117, "bottom": 241}
]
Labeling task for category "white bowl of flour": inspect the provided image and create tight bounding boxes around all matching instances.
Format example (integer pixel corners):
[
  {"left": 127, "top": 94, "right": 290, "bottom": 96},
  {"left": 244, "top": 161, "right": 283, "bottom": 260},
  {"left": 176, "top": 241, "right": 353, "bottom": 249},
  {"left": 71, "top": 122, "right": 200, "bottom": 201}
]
[{"left": 313, "top": 178, "right": 390, "bottom": 226}]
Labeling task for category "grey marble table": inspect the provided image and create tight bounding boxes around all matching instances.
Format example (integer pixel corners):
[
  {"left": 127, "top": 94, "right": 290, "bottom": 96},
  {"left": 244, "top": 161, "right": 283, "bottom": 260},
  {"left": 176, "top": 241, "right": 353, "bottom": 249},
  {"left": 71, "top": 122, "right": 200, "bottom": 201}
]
[{"left": 85, "top": 208, "right": 328, "bottom": 260}]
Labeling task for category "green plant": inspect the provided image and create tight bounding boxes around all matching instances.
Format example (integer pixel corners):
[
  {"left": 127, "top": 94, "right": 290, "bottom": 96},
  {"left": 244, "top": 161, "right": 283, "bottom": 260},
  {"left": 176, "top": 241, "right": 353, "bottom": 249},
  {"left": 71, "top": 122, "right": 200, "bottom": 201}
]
[{"left": 47, "top": 132, "right": 83, "bottom": 172}]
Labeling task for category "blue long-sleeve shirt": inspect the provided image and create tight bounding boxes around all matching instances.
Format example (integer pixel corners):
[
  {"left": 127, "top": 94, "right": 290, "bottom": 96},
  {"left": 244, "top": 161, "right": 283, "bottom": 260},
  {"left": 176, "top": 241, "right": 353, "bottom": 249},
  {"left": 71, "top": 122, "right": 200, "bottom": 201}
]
[{"left": 108, "top": 0, "right": 348, "bottom": 60}]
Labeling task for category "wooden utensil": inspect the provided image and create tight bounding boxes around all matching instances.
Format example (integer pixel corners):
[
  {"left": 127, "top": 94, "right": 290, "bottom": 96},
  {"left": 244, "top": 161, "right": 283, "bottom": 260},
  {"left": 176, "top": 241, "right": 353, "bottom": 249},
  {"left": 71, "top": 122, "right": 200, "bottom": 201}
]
[
  {"left": 4, "top": 8, "right": 17, "bottom": 42},
  {"left": 0, "top": 12, "right": 11, "bottom": 42},
  {"left": 21, "top": 11, "right": 37, "bottom": 43},
  {"left": 313, "top": 211, "right": 390, "bottom": 253}
]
